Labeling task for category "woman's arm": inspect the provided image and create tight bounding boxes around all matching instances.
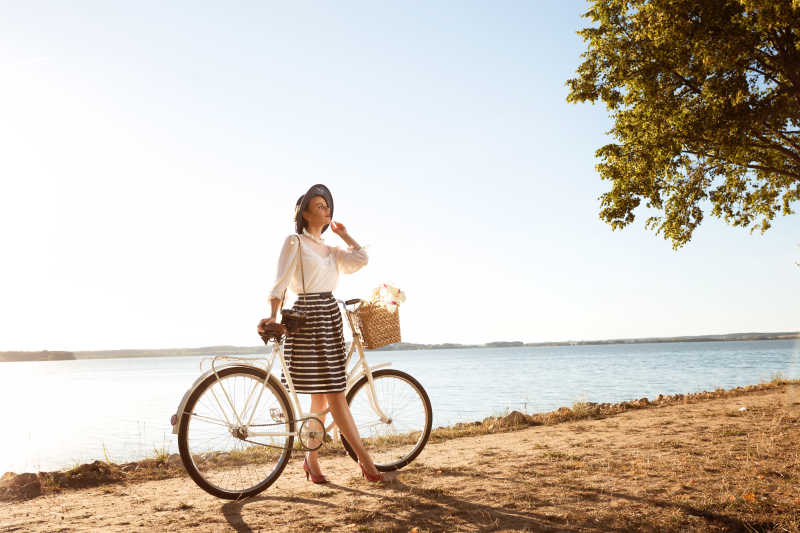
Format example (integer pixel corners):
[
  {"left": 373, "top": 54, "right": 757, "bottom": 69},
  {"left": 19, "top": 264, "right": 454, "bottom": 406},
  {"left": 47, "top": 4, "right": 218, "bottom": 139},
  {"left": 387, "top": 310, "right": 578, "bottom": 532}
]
[
  {"left": 257, "top": 236, "right": 298, "bottom": 336},
  {"left": 340, "top": 233, "right": 361, "bottom": 249},
  {"left": 330, "top": 221, "right": 361, "bottom": 249},
  {"left": 268, "top": 235, "right": 300, "bottom": 300},
  {"left": 329, "top": 221, "right": 368, "bottom": 274},
  {"left": 258, "top": 297, "right": 285, "bottom": 336},
  {"left": 268, "top": 297, "right": 282, "bottom": 320}
]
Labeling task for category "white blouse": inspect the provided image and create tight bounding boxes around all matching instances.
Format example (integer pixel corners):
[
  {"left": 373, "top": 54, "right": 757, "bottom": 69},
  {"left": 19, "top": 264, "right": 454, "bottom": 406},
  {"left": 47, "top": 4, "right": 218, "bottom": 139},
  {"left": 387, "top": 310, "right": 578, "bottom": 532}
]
[{"left": 269, "top": 229, "right": 369, "bottom": 300}]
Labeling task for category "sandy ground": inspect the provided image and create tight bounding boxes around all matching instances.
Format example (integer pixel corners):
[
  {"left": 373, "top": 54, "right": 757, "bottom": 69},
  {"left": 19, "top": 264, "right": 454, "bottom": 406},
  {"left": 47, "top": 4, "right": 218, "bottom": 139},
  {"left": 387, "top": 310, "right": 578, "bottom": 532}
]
[{"left": 2, "top": 384, "right": 799, "bottom": 533}]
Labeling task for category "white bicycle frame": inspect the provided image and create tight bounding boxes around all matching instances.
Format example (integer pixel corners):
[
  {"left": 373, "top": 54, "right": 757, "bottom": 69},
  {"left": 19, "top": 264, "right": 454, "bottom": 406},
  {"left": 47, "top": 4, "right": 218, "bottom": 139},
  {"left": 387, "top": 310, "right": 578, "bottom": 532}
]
[{"left": 185, "top": 299, "right": 393, "bottom": 444}]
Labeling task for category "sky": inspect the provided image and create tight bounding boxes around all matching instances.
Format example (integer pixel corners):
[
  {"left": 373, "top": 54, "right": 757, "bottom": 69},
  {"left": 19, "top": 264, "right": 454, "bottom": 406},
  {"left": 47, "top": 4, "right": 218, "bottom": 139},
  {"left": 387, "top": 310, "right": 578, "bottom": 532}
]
[{"left": 1, "top": 2, "right": 798, "bottom": 351}]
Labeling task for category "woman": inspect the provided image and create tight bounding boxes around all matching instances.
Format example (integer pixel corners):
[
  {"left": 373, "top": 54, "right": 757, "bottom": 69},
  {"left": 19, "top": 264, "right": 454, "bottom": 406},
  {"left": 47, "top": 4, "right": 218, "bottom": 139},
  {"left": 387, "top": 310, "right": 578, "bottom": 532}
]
[{"left": 257, "top": 184, "right": 390, "bottom": 483}]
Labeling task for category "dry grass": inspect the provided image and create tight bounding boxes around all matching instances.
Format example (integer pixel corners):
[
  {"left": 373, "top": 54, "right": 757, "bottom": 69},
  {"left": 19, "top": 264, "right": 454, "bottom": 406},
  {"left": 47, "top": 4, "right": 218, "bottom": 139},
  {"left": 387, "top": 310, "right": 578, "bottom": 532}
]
[{"left": 429, "top": 378, "right": 800, "bottom": 444}]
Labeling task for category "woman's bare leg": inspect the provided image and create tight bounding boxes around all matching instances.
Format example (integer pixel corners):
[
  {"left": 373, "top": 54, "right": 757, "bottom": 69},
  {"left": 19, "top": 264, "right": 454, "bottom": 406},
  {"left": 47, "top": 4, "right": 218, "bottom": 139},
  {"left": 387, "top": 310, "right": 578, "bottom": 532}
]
[
  {"left": 305, "top": 393, "right": 327, "bottom": 475},
  {"left": 324, "top": 391, "right": 385, "bottom": 477}
]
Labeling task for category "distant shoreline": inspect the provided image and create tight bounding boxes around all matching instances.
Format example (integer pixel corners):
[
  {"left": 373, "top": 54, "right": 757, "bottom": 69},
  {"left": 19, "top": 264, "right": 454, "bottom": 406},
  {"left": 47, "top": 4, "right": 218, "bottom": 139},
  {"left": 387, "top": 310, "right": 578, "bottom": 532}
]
[{"left": 1, "top": 331, "right": 797, "bottom": 363}]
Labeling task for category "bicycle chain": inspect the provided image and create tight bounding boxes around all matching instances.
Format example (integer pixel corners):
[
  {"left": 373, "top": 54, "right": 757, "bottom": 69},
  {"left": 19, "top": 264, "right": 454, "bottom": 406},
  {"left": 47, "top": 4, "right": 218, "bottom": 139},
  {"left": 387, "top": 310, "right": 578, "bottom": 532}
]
[{"left": 240, "top": 415, "right": 326, "bottom": 452}]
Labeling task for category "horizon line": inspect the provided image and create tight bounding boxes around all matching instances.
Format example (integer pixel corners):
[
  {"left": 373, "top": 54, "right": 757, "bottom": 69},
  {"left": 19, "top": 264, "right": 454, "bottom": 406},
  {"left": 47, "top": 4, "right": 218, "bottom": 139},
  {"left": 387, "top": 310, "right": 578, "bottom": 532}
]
[{"left": 4, "top": 329, "right": 798, "bottom": 354}]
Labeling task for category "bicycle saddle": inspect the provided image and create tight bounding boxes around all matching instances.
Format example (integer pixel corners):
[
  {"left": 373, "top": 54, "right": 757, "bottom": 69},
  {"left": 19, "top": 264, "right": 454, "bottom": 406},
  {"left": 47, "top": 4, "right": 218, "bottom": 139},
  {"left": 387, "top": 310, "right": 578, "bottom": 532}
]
[{"left": 259, "top": 322, "right": 286, "bottom": 343}]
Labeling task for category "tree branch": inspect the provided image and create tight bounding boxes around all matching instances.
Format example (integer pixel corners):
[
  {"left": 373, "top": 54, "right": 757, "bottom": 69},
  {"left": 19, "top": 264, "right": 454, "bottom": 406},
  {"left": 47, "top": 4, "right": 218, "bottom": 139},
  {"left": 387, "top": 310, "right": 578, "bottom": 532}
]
[
  {"left": 684, "top": 150, "right": 800, "bottom": 181},
  {"left": 750, "top": 134, "right": 800, "bottom": 166},
  {"left": 744, "top": 65, "right": 781, "bottom": 85},
  {"left": 774, "top": 130, "right": 800, "bottom": 154},
  {"left": 670, "top": 71, "right": 702, "bottom": 95}
]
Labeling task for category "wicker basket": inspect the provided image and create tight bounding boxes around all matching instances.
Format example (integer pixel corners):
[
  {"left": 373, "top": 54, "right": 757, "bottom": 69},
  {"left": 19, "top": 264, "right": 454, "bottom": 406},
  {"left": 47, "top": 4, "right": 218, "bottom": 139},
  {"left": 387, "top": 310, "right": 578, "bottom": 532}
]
[{"left": 357, "top": 302, "right": 401, "bottom": 350}]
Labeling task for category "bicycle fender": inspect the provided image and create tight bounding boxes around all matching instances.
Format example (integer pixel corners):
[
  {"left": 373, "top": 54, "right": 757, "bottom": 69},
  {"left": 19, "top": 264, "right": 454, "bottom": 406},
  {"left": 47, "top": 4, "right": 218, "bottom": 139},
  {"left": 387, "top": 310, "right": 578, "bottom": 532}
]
[{"left": 170, "top": 364, "right": 268, "bottom": 435}]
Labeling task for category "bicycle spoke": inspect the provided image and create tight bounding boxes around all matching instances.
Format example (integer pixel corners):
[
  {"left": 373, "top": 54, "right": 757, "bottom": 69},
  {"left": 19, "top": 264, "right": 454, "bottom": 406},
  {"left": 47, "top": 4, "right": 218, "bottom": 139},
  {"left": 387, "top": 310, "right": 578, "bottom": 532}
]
[{"left": 186, "top": 412, "right": 231, "bottom": 428}]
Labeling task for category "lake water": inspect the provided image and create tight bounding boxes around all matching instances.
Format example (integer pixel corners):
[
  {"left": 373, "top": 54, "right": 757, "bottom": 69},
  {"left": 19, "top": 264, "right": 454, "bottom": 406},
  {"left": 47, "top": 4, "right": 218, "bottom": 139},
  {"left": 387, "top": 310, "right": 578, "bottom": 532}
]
[{"left": 1, "top": 339, "right": 797, "bottom": 474}]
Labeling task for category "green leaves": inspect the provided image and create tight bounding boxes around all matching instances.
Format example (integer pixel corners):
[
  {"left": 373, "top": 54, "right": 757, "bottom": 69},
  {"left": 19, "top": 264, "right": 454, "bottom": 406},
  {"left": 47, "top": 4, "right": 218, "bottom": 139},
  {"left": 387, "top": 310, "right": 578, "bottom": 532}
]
[{"left": 568, "top": 0, "right": 800, "bottom": 248}]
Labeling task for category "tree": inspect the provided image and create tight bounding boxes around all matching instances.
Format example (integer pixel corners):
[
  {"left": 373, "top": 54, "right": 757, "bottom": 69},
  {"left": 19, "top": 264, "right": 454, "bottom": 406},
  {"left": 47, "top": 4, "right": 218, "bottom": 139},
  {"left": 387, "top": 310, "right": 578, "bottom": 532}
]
[{"left": 567, "top": 0, "right": 800, "bottom": 248}]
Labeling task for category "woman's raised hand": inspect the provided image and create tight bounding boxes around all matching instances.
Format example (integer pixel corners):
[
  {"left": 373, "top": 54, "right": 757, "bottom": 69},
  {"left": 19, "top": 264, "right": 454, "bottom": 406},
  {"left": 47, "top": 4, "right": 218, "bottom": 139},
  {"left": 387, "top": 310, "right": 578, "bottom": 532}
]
[
  {"left": 330, "top": 221, "right": 362, "bottom": 250},
  {"left": 330, "top": 220, "right": 347, "bottom": 236}
]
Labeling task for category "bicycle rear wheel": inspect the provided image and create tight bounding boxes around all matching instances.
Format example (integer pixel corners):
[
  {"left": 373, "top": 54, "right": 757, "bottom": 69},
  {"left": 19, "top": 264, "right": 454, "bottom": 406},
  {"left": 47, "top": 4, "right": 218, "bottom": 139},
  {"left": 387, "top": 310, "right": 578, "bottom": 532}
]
[
  {"left": 342, "top": 369, "right": 432, "bottom": 471},
  {"left": 177, "top": 366, "right": 295, "bottom": 499}
]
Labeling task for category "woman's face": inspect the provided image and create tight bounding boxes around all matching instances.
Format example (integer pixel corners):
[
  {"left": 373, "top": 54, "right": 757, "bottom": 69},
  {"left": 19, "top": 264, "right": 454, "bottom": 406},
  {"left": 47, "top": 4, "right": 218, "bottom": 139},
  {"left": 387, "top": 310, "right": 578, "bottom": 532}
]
[{"left": 302, "top": 195, "right": 331, "bottom": 228}]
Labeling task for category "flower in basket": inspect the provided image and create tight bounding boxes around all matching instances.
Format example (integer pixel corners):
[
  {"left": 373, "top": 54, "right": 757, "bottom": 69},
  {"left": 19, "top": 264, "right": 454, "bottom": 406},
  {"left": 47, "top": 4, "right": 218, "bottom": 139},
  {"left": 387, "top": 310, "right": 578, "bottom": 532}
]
[{"left": 368, "top": 283, "right": 406, "bottom": 313}]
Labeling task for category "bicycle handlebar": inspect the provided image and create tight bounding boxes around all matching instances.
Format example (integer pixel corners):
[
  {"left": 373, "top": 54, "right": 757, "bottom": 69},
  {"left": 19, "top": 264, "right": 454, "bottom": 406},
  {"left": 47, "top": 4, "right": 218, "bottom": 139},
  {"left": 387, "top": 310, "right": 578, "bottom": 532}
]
[{"left": 336, "top": 298, "right": 362, "bottom": 307}]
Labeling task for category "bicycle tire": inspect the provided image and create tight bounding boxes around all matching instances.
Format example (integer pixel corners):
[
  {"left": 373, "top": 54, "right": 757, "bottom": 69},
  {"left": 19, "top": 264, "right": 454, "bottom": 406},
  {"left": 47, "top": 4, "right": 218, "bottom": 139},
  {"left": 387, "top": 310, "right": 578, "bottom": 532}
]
[
  {"left": 177, "top": 365, "right": 295, "bottom": 499},
  {"left": 341, "top": 369, "right": 432, "bottom": 471}
]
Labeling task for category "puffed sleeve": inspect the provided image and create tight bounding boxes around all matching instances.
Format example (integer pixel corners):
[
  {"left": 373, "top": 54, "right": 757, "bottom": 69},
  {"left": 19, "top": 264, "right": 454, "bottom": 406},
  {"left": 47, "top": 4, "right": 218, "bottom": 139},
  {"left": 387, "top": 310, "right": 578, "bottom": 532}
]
[
  {"left": 331, "top": 245, "right": 369, "bottom": 274},
  {"left": 269, "top": 235, "right": 300, "bottom": 300}
]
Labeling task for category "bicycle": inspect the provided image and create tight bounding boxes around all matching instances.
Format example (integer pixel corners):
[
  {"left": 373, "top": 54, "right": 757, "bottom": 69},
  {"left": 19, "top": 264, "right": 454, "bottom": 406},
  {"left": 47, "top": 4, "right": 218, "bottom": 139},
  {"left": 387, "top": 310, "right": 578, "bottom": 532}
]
[{"left": 170, "top": 297, "right": 432, "bottom": 500}]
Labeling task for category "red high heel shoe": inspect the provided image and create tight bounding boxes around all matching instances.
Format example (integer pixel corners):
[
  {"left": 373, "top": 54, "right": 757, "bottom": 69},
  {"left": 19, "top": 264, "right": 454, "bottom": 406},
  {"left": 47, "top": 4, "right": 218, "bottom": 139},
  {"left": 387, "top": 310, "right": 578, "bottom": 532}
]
[
  {"left": 303, "top": 456, "right": 328, "bottom": 484},
  {"left": 359, "top": 461, "right": 385, "bottom": 482}
]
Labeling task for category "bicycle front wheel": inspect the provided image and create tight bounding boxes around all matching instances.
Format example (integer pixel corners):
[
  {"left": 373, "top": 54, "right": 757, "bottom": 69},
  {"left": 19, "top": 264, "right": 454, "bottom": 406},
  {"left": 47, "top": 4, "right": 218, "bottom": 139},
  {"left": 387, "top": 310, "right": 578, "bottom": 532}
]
[
  {"left": 342, "top": 369, "right": 432, "bottom": 471},
  {"left": 177, "top": 365, "right": 295, "bottom": 499}
]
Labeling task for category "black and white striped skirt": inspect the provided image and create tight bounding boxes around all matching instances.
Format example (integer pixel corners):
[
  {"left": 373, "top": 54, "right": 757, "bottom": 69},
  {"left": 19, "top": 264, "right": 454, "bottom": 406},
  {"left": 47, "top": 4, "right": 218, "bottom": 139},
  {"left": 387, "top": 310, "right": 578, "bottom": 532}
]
[{"left": 283, "top": 292, "right": 347, "bottom": 394}]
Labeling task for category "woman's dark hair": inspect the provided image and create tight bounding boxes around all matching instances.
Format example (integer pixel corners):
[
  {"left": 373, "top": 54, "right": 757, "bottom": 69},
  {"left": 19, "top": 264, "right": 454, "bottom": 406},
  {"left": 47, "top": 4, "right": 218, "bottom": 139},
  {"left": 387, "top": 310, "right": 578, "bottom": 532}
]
[{"left": 294, "top": 184, "right": 334, "bottom": 234}]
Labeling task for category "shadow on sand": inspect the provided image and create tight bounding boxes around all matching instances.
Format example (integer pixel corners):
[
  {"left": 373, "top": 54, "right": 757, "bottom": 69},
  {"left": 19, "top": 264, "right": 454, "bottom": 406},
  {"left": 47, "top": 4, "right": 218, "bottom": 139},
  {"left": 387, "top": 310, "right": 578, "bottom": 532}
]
[{"left": 220, "top": 472, "right": 776, "bottom": 533}]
